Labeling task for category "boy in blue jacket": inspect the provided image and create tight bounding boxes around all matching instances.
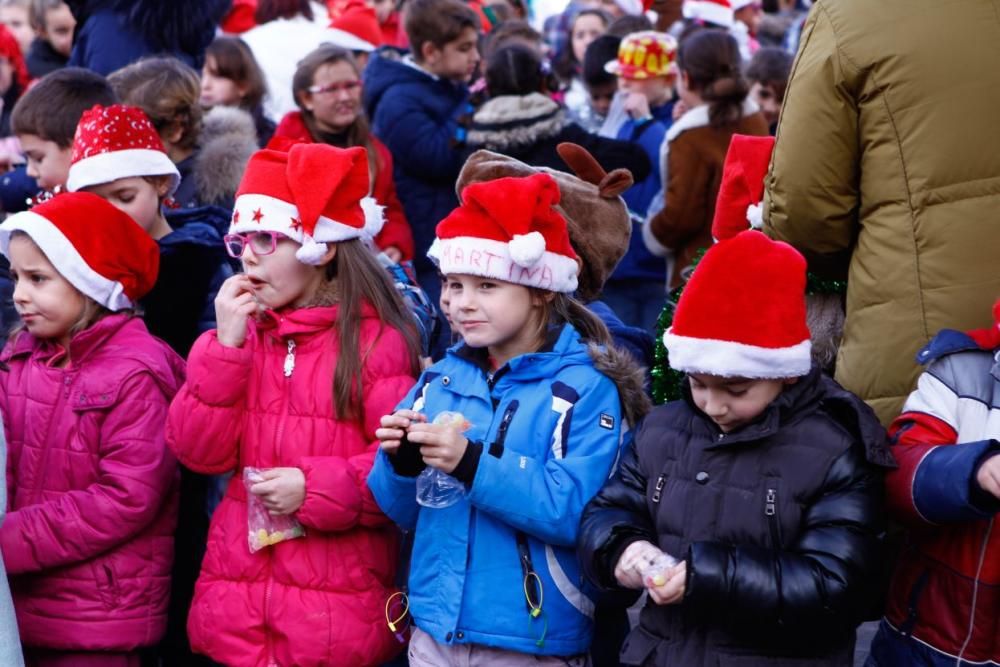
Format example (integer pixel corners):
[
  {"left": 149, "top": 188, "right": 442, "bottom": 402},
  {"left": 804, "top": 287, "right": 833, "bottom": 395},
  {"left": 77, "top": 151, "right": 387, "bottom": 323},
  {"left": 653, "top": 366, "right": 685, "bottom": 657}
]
[{"left": 363, "top": 0, "right": 480, "bottom": 302}]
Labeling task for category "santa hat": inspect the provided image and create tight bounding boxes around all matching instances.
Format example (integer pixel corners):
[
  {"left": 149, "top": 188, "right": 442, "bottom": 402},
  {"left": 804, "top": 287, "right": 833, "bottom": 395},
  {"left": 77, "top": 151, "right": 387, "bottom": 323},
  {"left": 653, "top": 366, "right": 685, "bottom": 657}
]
[
  {"left": 429, "top": 173, "right": 579, "bottom": 293},
  {"left": 683, "top": 0, "right": 734, "bottom": 28},
  {"left": 663, "top": 230, "right": 811, "bottom": 378},
  {"left": 0, "top": 25, "right": 28, "bottom": 90},
  {"left": 327, "top": 0, "right": 380, "bottom": 50},
  {"left": 711, "top": 134, "right": 775, "bottom": 241},
  {"left": 0, "top": 193, "right": 159, "bottom": 310},
  {"left": 232, "top": 143, "right": 384, "bottom": 265},
  {"left": 731, "top": 0, "right": 758, "bottom": 10},
  {"left": 66, "top": 105, "right": 182, "bottom": 195}
]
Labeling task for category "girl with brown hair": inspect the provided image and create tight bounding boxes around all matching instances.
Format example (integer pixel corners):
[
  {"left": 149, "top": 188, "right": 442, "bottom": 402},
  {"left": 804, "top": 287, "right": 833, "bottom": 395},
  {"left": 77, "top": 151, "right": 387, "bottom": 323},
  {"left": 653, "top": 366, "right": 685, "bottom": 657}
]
[{"left": 200, "top": 36, "right": 276, "bottom": 146}]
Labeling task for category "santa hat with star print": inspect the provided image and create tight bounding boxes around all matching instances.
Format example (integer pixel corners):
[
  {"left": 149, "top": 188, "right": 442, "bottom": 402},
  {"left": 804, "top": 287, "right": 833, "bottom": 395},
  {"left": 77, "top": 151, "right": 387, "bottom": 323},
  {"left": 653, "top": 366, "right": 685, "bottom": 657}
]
[
  {"left": 683, "top": 0, "right": 734, "bottom": 28},
  {"left": 663, "top": 229, "right": 811, "bottom": 378},
  {"left": 231, "top": 143, "right": 384, "bottom": 264},
  {"left": 0, "top": 192, "right": 160, "bottom": 311},
  {"left": 428, "top": 173, "right": 580, "bottom": 293},
  {"left": 711, "top": 134, "right": 775, "bottom": 242},
  {"left": 66, "top": 104, "right": 182, "bottom": 195}
]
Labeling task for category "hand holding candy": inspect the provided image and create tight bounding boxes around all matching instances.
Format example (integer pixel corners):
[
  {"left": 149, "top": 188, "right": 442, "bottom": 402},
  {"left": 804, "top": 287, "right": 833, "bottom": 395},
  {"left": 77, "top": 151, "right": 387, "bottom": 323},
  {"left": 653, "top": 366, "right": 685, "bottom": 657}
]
[
  {"left": 249, "top": 467, "right": 306, "bottom": 515},
  {"left": 647, "top": 559, "right": 686, "bottom": 606},
  {"left": 376, "top": 410, "right": 426, "bottom": 454},
  {"left": 615, "top": 540, "right": 663, "bottom": 590},
  {"left": 407, "top": 411, "right": 471, "bottom": 474}
]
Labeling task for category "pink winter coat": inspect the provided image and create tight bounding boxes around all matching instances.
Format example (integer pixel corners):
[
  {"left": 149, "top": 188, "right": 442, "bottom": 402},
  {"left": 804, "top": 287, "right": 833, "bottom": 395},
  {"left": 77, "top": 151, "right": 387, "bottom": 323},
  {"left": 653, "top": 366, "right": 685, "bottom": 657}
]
[
  {"left": 167, "top": 304, "right": 416, "bottom": 667},
  {"left": 0, "top": 314, "right": 185, "bottom": 651}
]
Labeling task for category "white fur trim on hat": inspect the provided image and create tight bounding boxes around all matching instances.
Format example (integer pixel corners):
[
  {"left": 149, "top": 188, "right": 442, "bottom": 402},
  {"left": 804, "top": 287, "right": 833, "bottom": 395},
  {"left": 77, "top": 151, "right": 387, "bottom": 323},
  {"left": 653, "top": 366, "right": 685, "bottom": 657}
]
[
  {"left": 746, "top": 203, "right": 764, "bottom": 229},
  {"left": 683, "top": 0, "right": 734, "bottom": 28},
  {"left": 322, "top": 27, "right": 376, "bottom": 52},
  {"left": 663, "top": 328, "right": 811, "bottom": 378},
  {"left": 731, "top": 0, "right": 756, "bottom": 9},
  {"left": 429, "top": 235, "right": 579, "bottom": 293},
  {"left": 0, "top": 211, "right": 133, "bottom": 310},
  {"left": 66, "top": 148, "right": 182, "bottom": 195}
]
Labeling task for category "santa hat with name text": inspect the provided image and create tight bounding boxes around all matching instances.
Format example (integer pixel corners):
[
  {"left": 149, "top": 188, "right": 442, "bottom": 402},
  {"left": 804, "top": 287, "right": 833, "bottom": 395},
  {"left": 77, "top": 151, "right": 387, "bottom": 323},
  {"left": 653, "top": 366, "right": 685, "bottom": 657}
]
[
  {"left": 663, "top": 229, "right": 811, "bottom": 378},
  {"left": 683, "top": 0, "right": 734, "bottom": 28},
  {"left": 428, "top": 173, "right": 580, "bottom": 293},
  {"left": 231, "top": 143, "right": 384, "bottom": 264},
  {"left": 711, "top": 134, "right": 775, "bottom": 241},
  {"left": 67, "top": 104, "right": 182, "bottom": 195},
  {"left": 0, "top": 192, "right": 160, "bottom": 311}
]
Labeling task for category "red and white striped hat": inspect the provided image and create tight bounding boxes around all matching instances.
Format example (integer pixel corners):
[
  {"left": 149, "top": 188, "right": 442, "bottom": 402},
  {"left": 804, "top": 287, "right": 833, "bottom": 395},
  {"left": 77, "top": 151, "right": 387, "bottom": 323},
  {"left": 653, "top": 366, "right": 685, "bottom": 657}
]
[
  {"left": 66, "top": 104, "right": 181, "bottom": 195},
  {"left": 683, "top": 0, "right": 734, "bottom": 28},
  {"left": 0, "top": 193, "right": 160, "bottom": 310},
  {"left": 231, "top": 143, "right": 384, "bottom": 265}
]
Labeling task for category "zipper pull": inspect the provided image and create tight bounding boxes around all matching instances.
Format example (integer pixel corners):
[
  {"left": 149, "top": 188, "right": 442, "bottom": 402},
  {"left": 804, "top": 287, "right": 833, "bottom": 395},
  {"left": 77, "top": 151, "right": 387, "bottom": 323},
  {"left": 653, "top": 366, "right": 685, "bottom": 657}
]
[
  {"left": 652, "top": 474, "right": 666, "bottom": 503},
  {"left": 765, "top": 488, "right": 776, "bottom": 516},
  {"left": 283, "top": 340, "right": 296, "bottom": 378}
]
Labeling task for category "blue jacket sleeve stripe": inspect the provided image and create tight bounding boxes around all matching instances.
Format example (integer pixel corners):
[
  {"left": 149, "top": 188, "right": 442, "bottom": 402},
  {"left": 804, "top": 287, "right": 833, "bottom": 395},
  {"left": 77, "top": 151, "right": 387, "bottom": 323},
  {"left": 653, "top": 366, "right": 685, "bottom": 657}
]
[{"left": 913, "top": 440, "right": 1000, "bottom": 524}]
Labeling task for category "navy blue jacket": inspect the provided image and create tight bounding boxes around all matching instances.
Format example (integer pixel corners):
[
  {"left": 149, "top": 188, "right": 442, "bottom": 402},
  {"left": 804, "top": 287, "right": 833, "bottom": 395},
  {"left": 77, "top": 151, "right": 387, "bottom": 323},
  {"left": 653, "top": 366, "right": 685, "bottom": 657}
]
[{"left": 364, "top": 51, "right": 471, "bottom": 275}]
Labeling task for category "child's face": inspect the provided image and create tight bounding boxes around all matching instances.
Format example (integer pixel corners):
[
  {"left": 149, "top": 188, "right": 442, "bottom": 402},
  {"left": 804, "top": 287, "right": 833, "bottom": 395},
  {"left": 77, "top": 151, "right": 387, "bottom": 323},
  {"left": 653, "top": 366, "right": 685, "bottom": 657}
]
[
  {"left": 749, "top": 81, "right": 781, "bottom": 128},
  {"left": 8, "top": 234, "right": 86, "bottom": 347},
  {"left": 571, "top": 14, "right": 605, "bottom": 64},
  {"left": 735, "top": 4, "right": 762, "bottom": 35},
  {"left": 302, "top": 61, "right": 362, "bottom": 133},
  {"left": 238, "top": 236, "right": 329, "bottom": 310},
  {"left": 19, "top": 134, "right": 71, "bottom": 191},
  {"left": 586, "top": 80, "right": 616, "bottom": 117},
  {"left": 422, "top": 26, "right": 480, "bottom": 83},
  {"left": 41, "top": 3, "right": 74, "bottom": 57},
  {"left": 445, "top": 273, "right": 547, "bottom": 366},
  {"left": 689, "top": 373, "right": 795, "bottom": 433},
  {"left": 438, "top": 274, "right": 453, "bottom": 327},
  {"left": 83, "top": 176, "right": 169, "bottom": 238},
  {"left": 618, "top": 74, "right": 673, "bottom": 109},
  {"left": 0, "top": 4, "right": 33, "bottom": 54},
  {"left": 200, "top": 57, "right": 245, "bottom": 108}
]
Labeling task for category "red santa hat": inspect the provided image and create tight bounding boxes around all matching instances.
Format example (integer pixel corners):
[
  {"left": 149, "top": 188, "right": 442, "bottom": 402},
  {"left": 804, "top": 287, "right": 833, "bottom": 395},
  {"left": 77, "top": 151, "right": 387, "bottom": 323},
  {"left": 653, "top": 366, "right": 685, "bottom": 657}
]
[
  {"left": 683, "top": 0, "right": 734, "bottom": 28},
  {"left": 231, "top": 143, "right": 384, "bottom": 265},
  {"left": 0, "top": 193, "right": 159, "bottom": 310},
  {"left": 731, "top": 0, "right": 758, "bottom": 10},
  {"left": 327, "top": 0, "right": 380, "bottom": 50},
  {"left": 66, "top": 104, "right": 182, "bottom": 195},
  {"left": 429, "top": 173, "right": 579, "bottom": 293},
  {"left": 663, "top": 230, "right": 811, "bottom": 378},
  {"left": 711, "top": 134, "right": 775, "bottom": 241}
]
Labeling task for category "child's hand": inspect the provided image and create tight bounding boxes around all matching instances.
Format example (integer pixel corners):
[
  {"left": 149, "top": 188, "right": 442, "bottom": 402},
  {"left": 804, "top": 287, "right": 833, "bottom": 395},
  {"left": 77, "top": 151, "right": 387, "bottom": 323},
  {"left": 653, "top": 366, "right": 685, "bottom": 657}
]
[
  {"left": 215, "top": 275, "right": 258, "bottom": 348},
  {"left": 406, "top": 421, "right": 469, "bottom": 474},
  {"left": 623, "top": 91, "right": 652, "bottom": 121},
  {"left": 250, "top": 467, "right": 306, "bottom": 515},
  {"left": 976, "top": 453, "right": 1000, "bottom": 499},
  {"left": 376, "top": 410, "right": 426, "bottom": 454},
  {"left": 614, "top": 539, "right": 663, "bottom": 589},
  {"left": 647, "top": 560, "right": 686, "bottom": 606},
  {"left": 383, "top": 246, "right": 403, "bottom": 263}
]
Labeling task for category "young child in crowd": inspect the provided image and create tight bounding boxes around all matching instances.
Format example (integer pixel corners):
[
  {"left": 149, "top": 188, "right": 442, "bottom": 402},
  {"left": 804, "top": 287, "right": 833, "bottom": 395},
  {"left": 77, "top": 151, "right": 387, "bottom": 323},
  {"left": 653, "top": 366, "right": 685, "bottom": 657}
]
[
  {"left": 579, "top": 221, "right": 893, "bottom": 664},
  {"left": 573, "top": 33, "right": 619, "bottom": 133},
  {"left": 200, "top": 35, "right": 275, "bottom": 146},
  {"left": 0, "top": 23, "right": 27, "bottom": 137},
  {"left": 363, "top": 0, "right": 479, "bottom": 302},
  {"left": 0, "top": 192, "right": 185, "bottom": 666},
  {"left": 368, "top": 172, "right": 648, "bottom": 666},
  {"left": 746, "top": 46, "right": 792, "bottom": 134},
  {"left": 866, "top": 299, "right": 1000, "bottom": 667},
  {"left": 166, "top": 143, "right": 421, "bottom": 667},
  {"left": 25, "top": 0, "right": 73, "bottom": 78},
  {"left": 601, "top": 30, "right": 675, "bottom": 331},
  {"left": 0, "top": 0, "right": 32, "bottom": 55},
  {"left": 555, "top": 8, "right": 610, "bottom": 118}
]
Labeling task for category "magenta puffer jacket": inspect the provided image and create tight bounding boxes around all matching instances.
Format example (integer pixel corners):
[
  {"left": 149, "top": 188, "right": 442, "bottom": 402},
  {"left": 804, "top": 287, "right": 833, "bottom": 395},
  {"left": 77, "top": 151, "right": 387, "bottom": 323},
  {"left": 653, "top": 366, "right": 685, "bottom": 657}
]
[
  {"left": 167, "top": 304, "right": 416, "bottom": 667},
  {"left": 0, "top": 314, "right": 185, "bottom": 651}
]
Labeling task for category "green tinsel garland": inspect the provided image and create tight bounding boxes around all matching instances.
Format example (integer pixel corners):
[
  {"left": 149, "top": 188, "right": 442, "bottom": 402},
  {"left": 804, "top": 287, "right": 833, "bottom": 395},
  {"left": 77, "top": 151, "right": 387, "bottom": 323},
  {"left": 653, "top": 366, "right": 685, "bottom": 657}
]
[{"left": 650, "top": 248, "right": 848, "bottom": 405}]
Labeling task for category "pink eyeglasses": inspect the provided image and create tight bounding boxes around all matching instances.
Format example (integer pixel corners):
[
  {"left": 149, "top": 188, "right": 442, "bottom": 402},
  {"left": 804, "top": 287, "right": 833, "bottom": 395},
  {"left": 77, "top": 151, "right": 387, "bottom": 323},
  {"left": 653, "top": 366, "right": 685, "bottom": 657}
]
[
  {"left": 307, "top": 80, "right": 362, "bottom": 95},
  {"left": 223, "top": 231, "right": 289, "bottom": 258}
]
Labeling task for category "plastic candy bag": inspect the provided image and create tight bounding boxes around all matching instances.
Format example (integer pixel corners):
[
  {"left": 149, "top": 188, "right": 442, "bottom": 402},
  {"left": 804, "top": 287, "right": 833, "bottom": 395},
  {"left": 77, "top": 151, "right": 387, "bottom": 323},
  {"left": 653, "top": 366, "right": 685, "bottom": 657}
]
[
  {"left": 641, "top": 551, "right": 679, "bottom": 587},
  {"left": 415, "top": 411, "right": 472, "bottom": 509},
  {"left": 244, "top": 467, "right": 305, "bottom": 553}
]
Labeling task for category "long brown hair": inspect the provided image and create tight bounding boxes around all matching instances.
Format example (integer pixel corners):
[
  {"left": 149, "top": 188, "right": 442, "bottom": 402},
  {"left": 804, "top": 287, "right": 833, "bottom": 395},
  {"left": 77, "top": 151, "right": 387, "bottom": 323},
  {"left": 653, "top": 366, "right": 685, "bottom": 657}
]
[
  {"left": 204, "top": 36, "right": 268, "bottom": 111},
  {"left": 109, "top": 56, "right": 203, "bottom": 151},
  {"left": 677, "top": 29, "right": 749, "bottom": 128},
  {"left": 321, "top": 240, "right": 422, "bottom": 421},
  {"left": 292, "top": 45, "right": 380, "bottom": 185}
]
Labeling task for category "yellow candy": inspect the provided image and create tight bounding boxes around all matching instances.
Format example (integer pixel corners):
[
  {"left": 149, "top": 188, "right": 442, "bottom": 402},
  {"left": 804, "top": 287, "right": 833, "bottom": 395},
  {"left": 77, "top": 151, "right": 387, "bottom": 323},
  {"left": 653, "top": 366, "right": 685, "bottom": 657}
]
[
  {"left": 256, "top": 529, "right": 269, "bottom": 545},
  {"left": 651, "top": 574, "right": 666, "bottom": 587}
]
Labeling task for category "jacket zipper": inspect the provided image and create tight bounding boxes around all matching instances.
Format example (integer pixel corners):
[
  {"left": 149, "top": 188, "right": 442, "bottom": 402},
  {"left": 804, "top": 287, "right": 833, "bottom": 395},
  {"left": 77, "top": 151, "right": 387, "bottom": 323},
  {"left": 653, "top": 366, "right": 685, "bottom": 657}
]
[
  {"left": 765, "top": 486, "right": 781, "bottom": 549},
  {"left": 496, "top": 403, "right": 516, "bottom": 446},
  {"left": 652, "top": 474, "right": 666, "bottom": 504},
  {"left": 956, "top": 518, "right": 993, "bottom": 663}
]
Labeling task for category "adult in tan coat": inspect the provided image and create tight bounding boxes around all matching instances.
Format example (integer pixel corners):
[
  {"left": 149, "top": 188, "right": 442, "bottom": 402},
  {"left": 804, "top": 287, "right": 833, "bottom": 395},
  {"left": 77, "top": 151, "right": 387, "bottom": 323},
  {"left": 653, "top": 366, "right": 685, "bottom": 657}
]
[{"left": 763, "top": 0, "right": 1000, "bottom": 425}]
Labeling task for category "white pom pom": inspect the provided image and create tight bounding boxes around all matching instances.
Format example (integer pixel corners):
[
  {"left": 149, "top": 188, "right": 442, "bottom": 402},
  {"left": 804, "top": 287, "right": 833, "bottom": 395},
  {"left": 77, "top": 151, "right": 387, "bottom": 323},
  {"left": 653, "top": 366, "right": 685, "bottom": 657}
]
[
  {"left": 746, "top": 202, "right": 764, "bottom": 229},
  {"left": 295, "top": 237, "right": 330, "bottom": 265},
  {"left": 360, "top": 196, "right": 385, "bottom": 241},
  {"left": 508, "top": 231, "right": 546, "bottom": 267}
]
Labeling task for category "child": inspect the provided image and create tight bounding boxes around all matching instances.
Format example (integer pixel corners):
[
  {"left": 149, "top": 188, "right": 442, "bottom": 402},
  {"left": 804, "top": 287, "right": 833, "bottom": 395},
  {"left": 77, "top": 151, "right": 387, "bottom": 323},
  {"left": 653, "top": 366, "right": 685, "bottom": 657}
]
[
  {"left": 0, "top": 0, "right": 31, "bottom": 55},
  {"left": 0, "top": 192, "right": 185, "bottom": 666},
  {"left": 574, "top": 33, "right": 620, "bottom": 133},
  {"left": 363, "top": 0, "right": 479, "bottom": 302},
  {"left": 0, "top": 23, "right": 27, "bottom": 136},
  {"left": 25, "top": 0, "right": 74, "bottom": 78},
  {"left": 865, "top": 300, "right": 1000, "bottom": 667},
  {"left": 200, "top": 35, "right": 275, "bottom": 146},
  {"left": 745, "top": 46, "right": 792, "bottom": 134},
  {"left": 368, "top": 173, "right": 648, "bottom": 665},
  {"left": 601, "top": 30, "right": 676, "bottom": 331},
  {"left": 579, "top": 226, "right": 893, "bottom": 665},
  {"left": 166, "top": 143, "right": 421, "bottom": 667},
  {"left": 554, "top": 8, "right": 610, "bottom": 119}
]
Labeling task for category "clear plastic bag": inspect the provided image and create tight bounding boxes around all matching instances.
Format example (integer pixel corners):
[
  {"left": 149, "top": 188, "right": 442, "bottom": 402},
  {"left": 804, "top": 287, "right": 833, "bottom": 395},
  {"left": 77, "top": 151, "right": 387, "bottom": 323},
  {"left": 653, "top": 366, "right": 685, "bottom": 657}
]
[
  {"left": 415, "top": 411, "right": 472, "bottom": 509},
  {"left": 641, "top": 551, "right": 679, "bottom": 587},
  {"left": 243, "top": 467, "right": 305, "bottom": 553}
]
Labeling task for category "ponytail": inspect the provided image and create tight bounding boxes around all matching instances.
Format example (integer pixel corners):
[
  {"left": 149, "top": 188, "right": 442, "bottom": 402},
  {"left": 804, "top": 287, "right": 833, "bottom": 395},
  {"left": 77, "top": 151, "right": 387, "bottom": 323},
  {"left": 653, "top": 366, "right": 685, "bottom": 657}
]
[{"left": 678, "top": 29, "right": 748, "bottom": 128}]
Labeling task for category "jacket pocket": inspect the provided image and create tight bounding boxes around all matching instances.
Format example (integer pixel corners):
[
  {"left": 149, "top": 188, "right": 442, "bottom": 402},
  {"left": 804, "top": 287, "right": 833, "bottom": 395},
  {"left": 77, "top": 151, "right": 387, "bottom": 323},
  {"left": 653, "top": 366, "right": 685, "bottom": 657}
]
[
  {"left": 620, "top": 626, "right": 666, "bottom": 666},
  {"left": 91, "top": 558, "right": 121, "bottom": 609}
]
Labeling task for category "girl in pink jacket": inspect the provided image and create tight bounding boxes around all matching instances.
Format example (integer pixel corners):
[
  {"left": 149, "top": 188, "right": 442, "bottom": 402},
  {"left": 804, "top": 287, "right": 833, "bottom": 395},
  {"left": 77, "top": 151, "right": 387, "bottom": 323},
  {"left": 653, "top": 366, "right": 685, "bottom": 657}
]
[
  {"left": 0, "top": 193, "right": 185, "bottom": 667},
  {"left": 167, "top": 143, "right": 421, "bottom": 667}
]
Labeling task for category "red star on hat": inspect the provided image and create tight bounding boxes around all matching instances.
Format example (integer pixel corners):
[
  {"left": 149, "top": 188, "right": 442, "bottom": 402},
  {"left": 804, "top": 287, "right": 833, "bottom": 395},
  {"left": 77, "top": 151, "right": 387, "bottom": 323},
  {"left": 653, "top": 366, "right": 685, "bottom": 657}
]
[
  {"left": 252, "top": 208, "right": 264, "bottom": 223},
  {"left": 232, "top": 210, "right": 240, "bottom": 224},
  {"left": 290, "top": 217, "right": 302, "bottom": 232}
]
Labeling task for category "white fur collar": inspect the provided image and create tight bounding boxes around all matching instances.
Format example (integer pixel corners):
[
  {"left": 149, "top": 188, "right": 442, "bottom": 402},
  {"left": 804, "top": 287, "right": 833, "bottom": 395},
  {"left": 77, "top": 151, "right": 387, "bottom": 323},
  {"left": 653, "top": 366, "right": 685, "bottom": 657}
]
[{"left": 665, "top": 98, "right": 760, "bottom": 143}]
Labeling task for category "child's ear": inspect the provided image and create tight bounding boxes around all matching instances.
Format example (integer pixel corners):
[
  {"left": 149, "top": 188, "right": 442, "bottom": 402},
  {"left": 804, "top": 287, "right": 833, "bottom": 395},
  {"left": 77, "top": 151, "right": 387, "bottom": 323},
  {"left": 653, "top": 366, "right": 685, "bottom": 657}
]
[
  {"left": 420, "top": 41, "right": 439, "bottom": 65},
  {"left": 156, "top": 176, "right": 172, "bottom": 198}
]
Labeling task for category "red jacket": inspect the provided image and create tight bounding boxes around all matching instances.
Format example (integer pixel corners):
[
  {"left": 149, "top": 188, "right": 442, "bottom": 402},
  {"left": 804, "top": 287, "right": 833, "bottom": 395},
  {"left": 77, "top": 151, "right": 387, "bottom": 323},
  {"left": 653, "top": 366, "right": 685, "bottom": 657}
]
[
  {"left": 167, "top": 305, "right": 416, "bottom": 667},
  {"left": 0, "top": 315, "right": 184, "bottom": 651},
  {"left": 274, "top": 111, "right": 415, "bottom": 260}
]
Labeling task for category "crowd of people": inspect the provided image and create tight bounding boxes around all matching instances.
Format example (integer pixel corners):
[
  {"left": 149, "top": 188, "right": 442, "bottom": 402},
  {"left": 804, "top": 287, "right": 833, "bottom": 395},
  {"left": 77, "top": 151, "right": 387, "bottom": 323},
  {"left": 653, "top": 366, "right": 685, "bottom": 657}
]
[{"left": 0, "top": 0, "right": 996, "bottom": 666}]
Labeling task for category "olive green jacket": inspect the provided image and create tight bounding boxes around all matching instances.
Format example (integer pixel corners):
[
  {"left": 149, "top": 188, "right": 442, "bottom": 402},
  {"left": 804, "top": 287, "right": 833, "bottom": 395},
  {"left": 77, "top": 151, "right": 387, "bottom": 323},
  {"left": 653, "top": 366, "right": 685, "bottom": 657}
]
[{"left": 764, "top": 0, "right": 1000, "bottom": 424}]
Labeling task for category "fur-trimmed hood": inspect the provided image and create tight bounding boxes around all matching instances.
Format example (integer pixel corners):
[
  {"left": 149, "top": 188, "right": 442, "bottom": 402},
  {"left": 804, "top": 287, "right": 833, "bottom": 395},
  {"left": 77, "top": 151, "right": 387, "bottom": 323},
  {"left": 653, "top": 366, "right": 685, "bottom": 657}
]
[
  {"left": 467, "top": 93, "right": 569, "bottom": 153},
  {"left": 194, "top": 106, "right": 259, "bottom": 210},
  {"left": 588, "top": 341, "right": 652, "bottom": 427}
]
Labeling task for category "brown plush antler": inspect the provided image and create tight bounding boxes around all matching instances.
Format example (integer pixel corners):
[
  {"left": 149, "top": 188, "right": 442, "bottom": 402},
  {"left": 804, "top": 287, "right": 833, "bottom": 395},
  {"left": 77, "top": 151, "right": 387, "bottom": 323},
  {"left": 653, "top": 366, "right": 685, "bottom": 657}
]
[{"left": 556, "top": 142, "right": 634, "bottom": 199}]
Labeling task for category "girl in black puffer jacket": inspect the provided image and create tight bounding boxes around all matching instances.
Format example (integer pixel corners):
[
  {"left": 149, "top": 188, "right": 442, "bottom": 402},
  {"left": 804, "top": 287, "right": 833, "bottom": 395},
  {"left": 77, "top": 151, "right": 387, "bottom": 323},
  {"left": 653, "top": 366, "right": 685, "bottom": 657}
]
[{"left": 578, "top": 230, "right": 895, "bottom": 667}]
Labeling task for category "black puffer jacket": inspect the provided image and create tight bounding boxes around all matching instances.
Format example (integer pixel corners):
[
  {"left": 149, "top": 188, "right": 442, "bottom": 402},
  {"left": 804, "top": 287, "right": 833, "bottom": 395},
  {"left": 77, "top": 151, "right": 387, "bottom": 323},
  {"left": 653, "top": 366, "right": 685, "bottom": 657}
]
[{"left": 579, "top": 368, "right": 895, "bottom": 666}]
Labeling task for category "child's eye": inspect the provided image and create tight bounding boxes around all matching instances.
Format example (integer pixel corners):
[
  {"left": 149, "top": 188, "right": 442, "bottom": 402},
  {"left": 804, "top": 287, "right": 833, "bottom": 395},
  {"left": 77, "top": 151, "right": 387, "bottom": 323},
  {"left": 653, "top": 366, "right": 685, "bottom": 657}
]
[
  {"left": 29, "top": 274, "right": 45, "bottom": 284},
  {"left": 727, "top": 388, "right": 748, "bottom": 397},
  {"left": 479, "top": 282, "right": 496, "bottom": 290}
]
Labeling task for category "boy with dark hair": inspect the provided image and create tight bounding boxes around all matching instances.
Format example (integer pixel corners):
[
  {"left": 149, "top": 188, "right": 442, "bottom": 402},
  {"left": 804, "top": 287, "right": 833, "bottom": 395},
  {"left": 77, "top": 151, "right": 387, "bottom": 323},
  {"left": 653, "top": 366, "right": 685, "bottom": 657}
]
[
  {"left": 574, "top": 33, "right": 620, "bottom": 133},
  {"left": 363, "top": 0, "right": 479, "bottom": 304},
  {"left": 11, "top": 67, "right": 117, "bottom": 191},
  {"left": 746, "top": 46, "right": 792, "bottom": 134}
]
